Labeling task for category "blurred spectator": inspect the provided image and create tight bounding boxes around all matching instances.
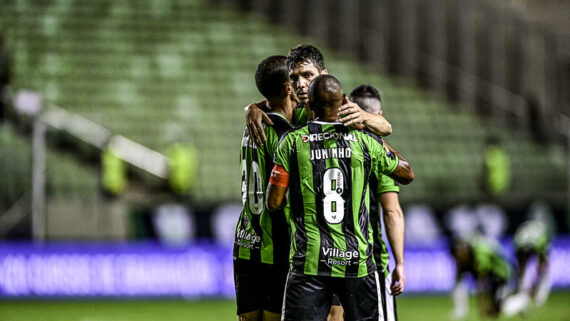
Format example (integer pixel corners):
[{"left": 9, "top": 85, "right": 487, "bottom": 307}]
[
  {"left": 482, "top": 136, "right": 511, "bottom": 196},
  {"left": 165, "top": 142, "right": 199, "bottom": 195}
]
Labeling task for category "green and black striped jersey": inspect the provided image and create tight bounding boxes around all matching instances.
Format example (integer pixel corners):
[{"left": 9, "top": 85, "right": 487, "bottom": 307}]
[
  {"left": 464, "top": 234, "right": 511, "bottom": 281},
  {"left": 369, "top": 173, "right": 400, "bottom": 277},
  {"left": 274, "top": 120, "right": 400, "bottom": 278},
  {"left": 234, "top": 111, "right": 293, "bottom": 266}
]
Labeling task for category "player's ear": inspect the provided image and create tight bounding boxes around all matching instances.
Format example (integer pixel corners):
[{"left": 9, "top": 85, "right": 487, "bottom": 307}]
[{"left": 284, "top": 82, "right": 292, "bottom": 95}]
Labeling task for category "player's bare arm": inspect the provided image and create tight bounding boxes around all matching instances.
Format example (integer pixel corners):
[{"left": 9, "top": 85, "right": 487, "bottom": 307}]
[
  {"left": 338, "top": 95, "right": 392, "bottom": 136},
  {"left": 380, "top": 192, "right": 406, "bottom": 296},
  {"left": 245, "top": 100, "right": 273, "bottom": 146},
  {"left": 266, "top": 183, "right": 287, "bottom": 212},
  {"left": 381, "top": 140, "right": 414, "bottom": 185},
  {"left": 266, "top": 164, "right": 290, "bottom": 212}
]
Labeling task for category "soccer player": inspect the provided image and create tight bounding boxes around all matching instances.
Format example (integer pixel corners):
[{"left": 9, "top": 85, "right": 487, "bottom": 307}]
[
  {"left": 234, "top": 55, "right": 296, "bottom": 321},
  {"left": 513, "top": 218, "right": 552, "bottom": 305},
  {"left": 245, "top": 44, "right": 392, "bottom": 146},
  {"left": 328, "top": 85, "right": 405, "bottom": 321},
  {"left": 450, "top": 234, "right": 511, "bottom": 319},
  {"left": 266, "top": 74, "right": 414, "bottom": 321}
]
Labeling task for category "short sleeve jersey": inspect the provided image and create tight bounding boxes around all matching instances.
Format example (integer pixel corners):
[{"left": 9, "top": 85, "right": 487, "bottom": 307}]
[
  {"left": 273, "top": 120, "right": 399, "bottom": 278},
  {"left": 469, "top": 235, "right": 510, "bottom": 281},
  {"left": 234, "top": 111, "right": 293, "bottom": 266}
]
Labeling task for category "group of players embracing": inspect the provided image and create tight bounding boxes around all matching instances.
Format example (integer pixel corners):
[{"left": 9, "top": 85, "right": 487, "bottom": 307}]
[{"left": 234, "top": 44, "right": 414, "bottom": 321}]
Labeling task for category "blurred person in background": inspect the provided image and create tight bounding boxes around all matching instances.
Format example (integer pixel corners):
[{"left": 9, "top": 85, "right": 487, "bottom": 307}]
[
  {"left": 327, "top": 84, "right": 405, "bottom": 321},
  {"left": 244, "top": 44, "right": 393, "bottom": 146},
  {"left": 512, "top": 210, "right": 553, "bottom": 305},
  {"left": 233, "top": 55, "right": 296, "bottom": 321},
  {"left": 266, "top": 74, "right": 414, "bottom": 321},
  {"left": 482, "top": 135, "right": 511, "bottom": 196},
  {"left": 450, "top": 233, "right": 512, "bottom": 319}
]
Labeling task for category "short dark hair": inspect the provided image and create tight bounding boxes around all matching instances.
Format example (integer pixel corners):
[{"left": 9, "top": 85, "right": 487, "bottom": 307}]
[
  {"left": 255, "top": 55, "right": 289, "bottom": 99},
  {"left": 349, "top": 84, "right": 382, "bottom": 103},
  {"left": 349, "top": 84, "right": 382, "bottom": 114},
  {"left": 286, "top": 44, "right": 326, "bottom": 73},
  {"left": 308, "top": 74, "right": 343, "bottom": 117}
]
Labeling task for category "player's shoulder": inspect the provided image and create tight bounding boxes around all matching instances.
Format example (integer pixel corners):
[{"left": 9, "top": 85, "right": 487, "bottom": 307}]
[
  {"left": 351, "top": 128, "right": 385, "bottom": 149},
  {"left": 266, "top": 112, "right": 294, "bottom": 136},
  {"left": 277, "top": 124, "right": 307, "bottom": 146}
]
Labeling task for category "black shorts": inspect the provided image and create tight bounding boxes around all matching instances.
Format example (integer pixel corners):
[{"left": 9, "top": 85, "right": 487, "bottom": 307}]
[
  {"left": 330, "top": 271, "right": 398, "bottom": 321},
  {"left": 282, "top": 271, "right": 380, "bottom": 321},
  {"left": 233, "top": 258, "right": 289, "bottom": 315}
]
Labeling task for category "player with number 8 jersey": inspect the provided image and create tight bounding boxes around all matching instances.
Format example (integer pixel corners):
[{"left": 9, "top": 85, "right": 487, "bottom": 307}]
[
  {"left": 272, "top": 120, "right": 400, "bottom": 277},
  {"left": 267, "top": 74, "right": 414, "bottom": 321}
]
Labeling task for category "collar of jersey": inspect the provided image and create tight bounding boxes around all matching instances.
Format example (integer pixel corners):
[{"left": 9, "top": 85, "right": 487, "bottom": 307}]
[
  {"left": 311, "top": 120, "right": 343, "bottom": 125},
  {"left": 266, "top": 111, "right": 290, "bottom": 123}
]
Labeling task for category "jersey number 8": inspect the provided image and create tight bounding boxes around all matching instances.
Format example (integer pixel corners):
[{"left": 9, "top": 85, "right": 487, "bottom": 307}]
[{"left": 323, "top": 168, "right": 345, "bottom": 224}]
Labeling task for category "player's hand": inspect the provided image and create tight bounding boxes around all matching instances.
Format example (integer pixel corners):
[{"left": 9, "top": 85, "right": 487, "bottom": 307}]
[
  {"left": 337, "top": 95, "right": 368, "bottom": 129},
  {"left": 390, "top": 264, "right": 405, "bottom": 296},
  {"left": 245, "top": 100, "right": 272, "bottom": 146}
]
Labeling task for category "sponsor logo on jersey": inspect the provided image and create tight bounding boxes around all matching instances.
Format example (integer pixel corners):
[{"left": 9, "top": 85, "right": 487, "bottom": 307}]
[
  {"left": 302, "top": 132, "right": 358, "bottom": 143},
  {"left": 235, "top": 228, "right": 261, "bottom": 249},
  {"left": 321, "top": 247, "right": 359, "bottom": 266}
]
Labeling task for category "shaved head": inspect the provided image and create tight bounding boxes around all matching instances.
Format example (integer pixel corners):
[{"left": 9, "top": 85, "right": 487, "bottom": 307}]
[{"left": 308, "top": 74, "right": 343, "bottom": 118}]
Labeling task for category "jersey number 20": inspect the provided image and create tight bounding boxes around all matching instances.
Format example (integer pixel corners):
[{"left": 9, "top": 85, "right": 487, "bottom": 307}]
[{"left": 323, "top": 168, "right": 345, "bottom": 224}]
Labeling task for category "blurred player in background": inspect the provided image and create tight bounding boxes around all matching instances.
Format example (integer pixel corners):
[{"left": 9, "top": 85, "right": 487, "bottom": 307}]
[
  {"left": 450, "top": 233, "right": 512, "bottom": 319},
  {"left": 266, "top": 74, "right": 414, "bottom": 321},
  {"left": 328, "top": 85, "right": 405, "bottom": 321},
  {"left": 233, "top": 55, "right": 296, "bottom": 321},
  {"left": 245, "top": 44, "right": 392, "bottom": 146},
  {"left": 513, "top": 218, "right": 552, "bottom": 305}
]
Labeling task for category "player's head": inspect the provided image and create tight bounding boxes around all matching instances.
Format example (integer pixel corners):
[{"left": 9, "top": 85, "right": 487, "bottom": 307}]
[
  {"left": 350, "top": 84, "right": 382, "bottom": 115},
  {"left": 450, "top": 236, "right": 474, "bottom": 268},
  {"left": 307, "top": 74, "right": 343, "bottom": 119},
  {"left": 255, "top": 55, "right": 291, "bottom": 101},
  {"left": 287, "top": 44, "right": 328, "bottom": 104}
]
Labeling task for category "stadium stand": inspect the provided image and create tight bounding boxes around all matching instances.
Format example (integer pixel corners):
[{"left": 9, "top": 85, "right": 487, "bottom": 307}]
[{"left": 0, "top": 0, "right": 567, "bottom": 239}]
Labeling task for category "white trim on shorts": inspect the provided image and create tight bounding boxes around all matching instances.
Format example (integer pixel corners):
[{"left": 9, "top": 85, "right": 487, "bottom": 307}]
[
  {"left": 384, "top": 273, "right": 396, "bottom": 321},
  {"left": 374, "top": 271, "right": 383, "bottom": 321}
]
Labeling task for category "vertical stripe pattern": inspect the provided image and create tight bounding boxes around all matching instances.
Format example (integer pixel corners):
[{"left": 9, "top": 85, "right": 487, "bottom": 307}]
[{"left": 273, "top": 121, "right": 400, "bottom": 278}]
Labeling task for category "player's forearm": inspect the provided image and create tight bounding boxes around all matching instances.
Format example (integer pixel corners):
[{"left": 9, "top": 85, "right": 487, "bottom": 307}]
[
  {"left": 384, "top": 207, "right": 405, "bottom": 266},
  {"left": 382, "top": 140, "right": 414, "bottom": 184},
  {"left": 266, "top": 183, "right": 287, "bottom": 212},
  {"left": 363, "top": 112, "right": 392, "bottom": 136}
]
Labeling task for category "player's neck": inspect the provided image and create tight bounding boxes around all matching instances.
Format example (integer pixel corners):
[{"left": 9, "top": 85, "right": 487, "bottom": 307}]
[
  {"left": 315, "top": 108, "right": 340, "bottom": 123},
  {"left": 268, "top": 97, "right": 294, "bottom": 123}
]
